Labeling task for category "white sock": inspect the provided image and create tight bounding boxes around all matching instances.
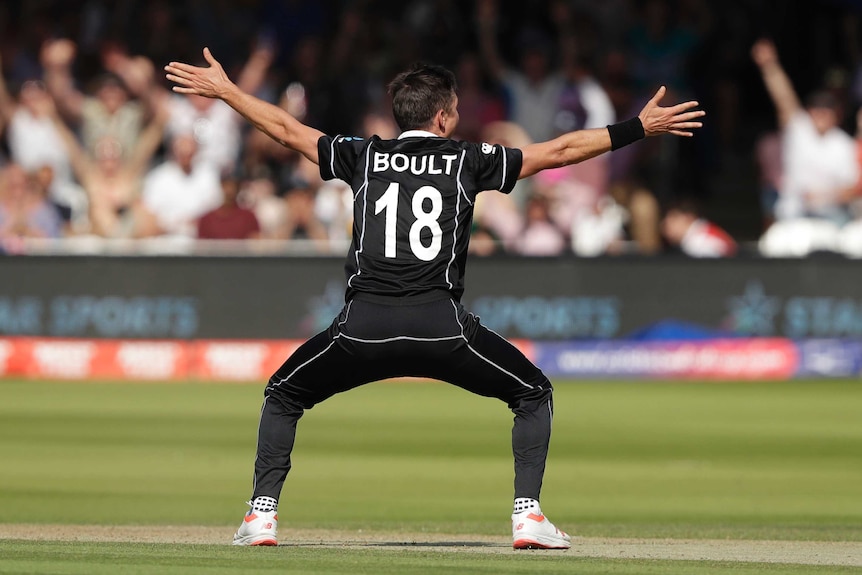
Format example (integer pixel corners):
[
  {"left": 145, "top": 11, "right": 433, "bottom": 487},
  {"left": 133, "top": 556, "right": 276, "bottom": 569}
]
[
  {"left": 251, "top": 496, "right": 278, "bottom": 513},
  {"left": 513, "top": 497, "right": 540, "bottom": 514}
]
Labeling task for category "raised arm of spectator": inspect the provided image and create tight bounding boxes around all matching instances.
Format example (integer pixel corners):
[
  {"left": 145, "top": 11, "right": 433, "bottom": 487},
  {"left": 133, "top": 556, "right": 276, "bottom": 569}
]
[
  {"left": 166, "top": 48, "right": 323, "bottom": 164},
  {"left": 329, "top": 9, "right": 363, "bottom": 75},
  {"left": 39, "top": 92, "right": 93, "bottom": 184},
  {"left": 235, "top": 43, "right": 275, "bottom": 96},
  {"left": 476, "top": 0, "right": 506, "bottom": 82},
  {"left": 0, "top": 53, "right": 16, "bottom": 124},
  {"left": 751, "top": 39, "right": 801, "bottom": 129},
  {"left": 551, "top": 0, "right": 576, "bottom": 55},
  {"left": 40, "top": 39, "right": 85, "bottom": 123},
  {"left": 126, "top": 94, "right": 170, "bottom": 178},
  {"left": 519, "top": 86, "right": 704, "bottom": 178}
]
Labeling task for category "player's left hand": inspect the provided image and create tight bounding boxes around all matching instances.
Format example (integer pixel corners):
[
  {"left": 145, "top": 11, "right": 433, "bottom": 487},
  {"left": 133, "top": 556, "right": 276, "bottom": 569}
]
[
  {"left": 638, "top": 86, "right": 705, "bottom": 138},
  {"left": 165, "top": 47, "right": 233, "bottom": 99}
]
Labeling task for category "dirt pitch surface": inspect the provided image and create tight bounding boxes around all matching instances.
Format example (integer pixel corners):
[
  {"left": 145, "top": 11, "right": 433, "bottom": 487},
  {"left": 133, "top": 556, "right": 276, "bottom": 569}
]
[{"left": 1, "top": 525, "right": 860, "bottom": 567}]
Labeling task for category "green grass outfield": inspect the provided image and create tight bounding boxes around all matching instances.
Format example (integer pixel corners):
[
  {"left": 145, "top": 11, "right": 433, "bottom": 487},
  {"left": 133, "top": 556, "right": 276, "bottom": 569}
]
[{"left": 0, "top": 378, "right": 860, "bottom": 574}]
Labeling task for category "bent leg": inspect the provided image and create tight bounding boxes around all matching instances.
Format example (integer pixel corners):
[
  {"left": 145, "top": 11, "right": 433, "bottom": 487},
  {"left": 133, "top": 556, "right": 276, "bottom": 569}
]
[
  {"left": 428, "top": 306, "right": 554, "bottom": 501},
  {"left": 252, "top": 325, "right": 391, "bottom": 500}
]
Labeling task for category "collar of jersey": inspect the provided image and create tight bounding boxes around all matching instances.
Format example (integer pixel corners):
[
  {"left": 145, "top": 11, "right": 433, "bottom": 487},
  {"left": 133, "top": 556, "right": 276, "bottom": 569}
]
[{"left": 398, "top": 130, "right": 440, "bottom": 139}]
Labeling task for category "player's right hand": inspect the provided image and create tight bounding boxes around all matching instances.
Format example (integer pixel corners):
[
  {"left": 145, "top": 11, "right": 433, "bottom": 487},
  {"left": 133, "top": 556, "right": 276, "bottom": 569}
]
[{"left": 638, "top": 86, "right": 705, "bottom": 138}]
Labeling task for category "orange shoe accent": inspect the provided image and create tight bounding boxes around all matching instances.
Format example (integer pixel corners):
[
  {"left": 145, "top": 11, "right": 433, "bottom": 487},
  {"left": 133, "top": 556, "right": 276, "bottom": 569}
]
[
  {"left": 250, "top": 538, "right": 277, "bottom": 546},
  {"left": 244, "top": 513, "right": 258, "bottom": 523},
  {"left": 526, "top": 513, "right": 545, "bottom": 522},
  {"left": 513, "top": 538, "right": 567, "bottom": 550}
]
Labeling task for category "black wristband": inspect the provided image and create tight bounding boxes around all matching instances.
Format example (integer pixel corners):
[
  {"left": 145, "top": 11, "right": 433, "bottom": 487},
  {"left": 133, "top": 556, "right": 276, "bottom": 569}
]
[{"left": 607, "top": 117, "right": 645, "bottom": 151}]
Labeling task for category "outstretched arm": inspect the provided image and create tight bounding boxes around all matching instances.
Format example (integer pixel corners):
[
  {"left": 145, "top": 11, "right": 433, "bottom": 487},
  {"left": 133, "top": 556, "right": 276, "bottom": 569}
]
[
  {"left": 165, "top": 48, "right": 323, "bottom": 164},
  {"left": 519, "top": 86, "right": 704, "bottom": 178},
  {"left": 0, "top": 53, "right": 17, "bottom": 123},
  {"left": 476, "top": 0, "right": 506, "bottom": 82},
  {"left": 40, "top": 39, "right": 86, "bottom": 123},
  {"left": 751, "top": 39, "right": 801, "bottom": 129}
]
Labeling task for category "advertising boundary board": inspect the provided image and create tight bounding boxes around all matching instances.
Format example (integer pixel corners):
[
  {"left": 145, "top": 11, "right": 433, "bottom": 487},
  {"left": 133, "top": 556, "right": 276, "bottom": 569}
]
[
  {"left": 4, "top": 255, "right": 862, "bottom": 342},
  {"left": 2, "top": 337, "right": 859, "bottom": 381}
]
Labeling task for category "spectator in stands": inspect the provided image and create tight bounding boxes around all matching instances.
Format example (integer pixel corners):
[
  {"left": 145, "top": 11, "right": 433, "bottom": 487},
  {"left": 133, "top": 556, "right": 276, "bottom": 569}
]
[
  {"left": 197, "top": 172, "right": 261, "bottom": 240},
  {"left": 474, "top": 122, "right": 529, "bottom": 251},
  {"left": 532, "top": 25, "right": 620, "bottom": 255},
  {"left": 140, "top": 134, "right": 221, "bottom": 238},
  {"left": 834, "top": 107, "right": 862, "bottom": 257},
  {"left": 40, "top": 39, "right": 148, "bottom": 161},
  {"left": 280, "top": 156, "right": 329, "bottom": 248},
  {"left": 468, "top": 222, "right": 502, "bottom": 256},
  {"left": 161, "top": 44, "right": 275, "bottom": 173},
  {"left": 517, "top": 195, "right": 567, "bottom": 256},
  {"left": 452, "top": 52, "right": 506, "bottom": 143},
  {"left": 45, "top": 92, "right": 168, "bottom": 238},
  {"left": 754, "top": 131, "right": 783, "bottom": 229},
  {"left": 0, "top": 163, "right": 62, "bottom": 240},
  {"left": 752, "top": 39, "right": 860, "bottom": 225},
  {"left": 241, "top": 177, "right": 286, "bottom": 240},
  {"left": 570, "top": 196, "right": 628, "bottom": 257},
  {"left": 626, "top": 0, "right": 703, "bottom": 98},
  {"left": 281, "top": 186, "right": 329, "bottom": 248},
  {"left": 661, "top": 199, "right": 736, "bottom": 257},
  {"left": 477, "top": 0, "right": 565, "bottom": 143},
  {"left": 0, "top": 55, "right": 82, "bottom": 220}
]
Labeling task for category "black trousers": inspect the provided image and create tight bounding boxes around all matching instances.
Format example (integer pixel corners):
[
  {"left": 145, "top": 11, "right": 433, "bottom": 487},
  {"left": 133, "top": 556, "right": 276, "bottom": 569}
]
[{"left": 252, "top": 293, "right": 554, "bottom": 502}]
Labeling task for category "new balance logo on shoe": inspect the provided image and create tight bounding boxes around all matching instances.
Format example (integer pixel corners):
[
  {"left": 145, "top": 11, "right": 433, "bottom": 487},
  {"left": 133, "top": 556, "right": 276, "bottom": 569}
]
[
  {"left": 512, "top": 509, "right": 571, "bottom": 550},
  {"left": 233, "top": 507, "right": 278, "bottom": 546}
]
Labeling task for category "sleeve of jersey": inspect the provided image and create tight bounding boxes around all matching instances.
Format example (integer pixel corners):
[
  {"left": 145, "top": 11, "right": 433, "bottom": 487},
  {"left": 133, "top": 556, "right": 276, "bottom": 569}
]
[
  {"left": 317, "top": 135, "right": 366, "bottom": 182},
  {"left": 471, "top": 143, "right": 523, "bottom": 194}
]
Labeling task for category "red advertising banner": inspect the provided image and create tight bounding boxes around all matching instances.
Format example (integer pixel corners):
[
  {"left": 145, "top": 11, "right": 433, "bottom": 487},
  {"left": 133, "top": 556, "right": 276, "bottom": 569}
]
[{"left": 0, "top": 337, "right": 304, "bottom": 381}]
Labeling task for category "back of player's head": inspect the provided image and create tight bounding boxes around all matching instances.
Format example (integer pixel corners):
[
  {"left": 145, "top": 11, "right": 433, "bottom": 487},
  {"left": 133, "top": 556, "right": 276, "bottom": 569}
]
[{"left": 388, "top": 63, "right": 457, "bottom": 132}]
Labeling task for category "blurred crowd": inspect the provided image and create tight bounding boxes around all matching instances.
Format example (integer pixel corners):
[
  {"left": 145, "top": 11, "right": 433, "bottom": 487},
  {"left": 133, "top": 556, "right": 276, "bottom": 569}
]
[{"left": 1, "top": 0, "right": 862, "bottom": 257}]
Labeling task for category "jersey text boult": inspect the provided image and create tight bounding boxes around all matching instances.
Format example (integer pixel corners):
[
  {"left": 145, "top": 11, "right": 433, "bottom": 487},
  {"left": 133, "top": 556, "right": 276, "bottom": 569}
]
[{"left": 373, "top": 152, "right": 460, "bottom": 176}]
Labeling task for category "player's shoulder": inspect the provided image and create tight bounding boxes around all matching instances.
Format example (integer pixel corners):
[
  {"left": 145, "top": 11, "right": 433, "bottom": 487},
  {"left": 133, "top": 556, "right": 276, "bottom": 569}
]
[
  {"left": 461, "top": 139, "right": 513, "bottom": 165},
  {"left": 321, "top": 134, "right": 370, "bottom": 146}
]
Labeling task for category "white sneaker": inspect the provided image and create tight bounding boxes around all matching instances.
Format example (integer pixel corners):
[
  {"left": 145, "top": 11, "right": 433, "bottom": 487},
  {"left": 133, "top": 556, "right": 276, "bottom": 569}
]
[
  {"left": 512, "top": 509, "right": 571, "bottom": 549},
  {"left": 232, "top": 506, "right": 278, "bottom": 546}
]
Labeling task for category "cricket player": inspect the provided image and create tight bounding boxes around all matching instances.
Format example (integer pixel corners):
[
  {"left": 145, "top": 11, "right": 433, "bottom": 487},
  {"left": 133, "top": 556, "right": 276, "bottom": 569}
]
[{"left": 166, "top": 48, "right": 703, "bottom": 549}]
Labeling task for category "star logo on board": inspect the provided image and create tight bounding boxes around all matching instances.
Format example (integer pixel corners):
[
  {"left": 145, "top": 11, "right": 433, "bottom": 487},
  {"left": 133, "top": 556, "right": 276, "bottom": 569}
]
[{"left": 726, "top": 281, "right": 781, "bottom": 336}]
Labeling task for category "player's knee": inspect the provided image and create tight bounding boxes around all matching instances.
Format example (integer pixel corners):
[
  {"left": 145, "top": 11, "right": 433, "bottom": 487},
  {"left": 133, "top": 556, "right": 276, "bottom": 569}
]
[
  {"left": 508, "top": 379, "right": 553, "bottom": 410},
  {"left": 265, "top": 379, "right": 315, "bottom": 413}
]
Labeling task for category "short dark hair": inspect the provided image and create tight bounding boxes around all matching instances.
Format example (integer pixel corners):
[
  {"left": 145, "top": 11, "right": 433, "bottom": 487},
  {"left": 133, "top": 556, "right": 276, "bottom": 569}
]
[{"left": 387, "top": 63, "right": 457, "bottom": 132}]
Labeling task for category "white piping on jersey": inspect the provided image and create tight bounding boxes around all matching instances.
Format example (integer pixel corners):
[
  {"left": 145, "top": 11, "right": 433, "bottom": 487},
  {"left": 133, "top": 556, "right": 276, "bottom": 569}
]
[
  {"left": 270, "top": 339, "right": 339, "bottom": 388},
  {"left": 329, "top": 134, "right": 340, "bottom": 180},
  {"left": 449, "top": 300, "right": 534, "bottom": 390},
  {"left": 456, "top": 149, "right": 472, "bottom": 206},
  {"left": 499, "top": 144, "right": 508, "bottom": 192},
  {"left": 348, "top": 145, "right": 374, "bottom": 287},
  {"left": 338, "top": 333, "right": 462, "bottom": 344},
  {"left": 445, "top": 149, "right": 468, "bottom": 290},
  {"left": 268, "top": 302, "right": 461, "bottom": 387},
  {"left": 337, "top": 300, "right": 353, "bottom": 328},
  {"left": 398, "top": 129, "right": 439, "bottom": 139}
]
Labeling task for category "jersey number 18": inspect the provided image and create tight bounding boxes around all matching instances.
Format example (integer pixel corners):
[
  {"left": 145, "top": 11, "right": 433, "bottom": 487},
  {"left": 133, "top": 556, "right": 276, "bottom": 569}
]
[{"left": 374, "top": 183, "right": 443, "bottom": 261}]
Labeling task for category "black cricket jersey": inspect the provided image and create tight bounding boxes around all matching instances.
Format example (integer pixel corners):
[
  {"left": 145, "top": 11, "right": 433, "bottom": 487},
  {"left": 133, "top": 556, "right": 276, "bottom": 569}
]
[{"left": 318, "top": 131, "right": 523, "bottom": 301}]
